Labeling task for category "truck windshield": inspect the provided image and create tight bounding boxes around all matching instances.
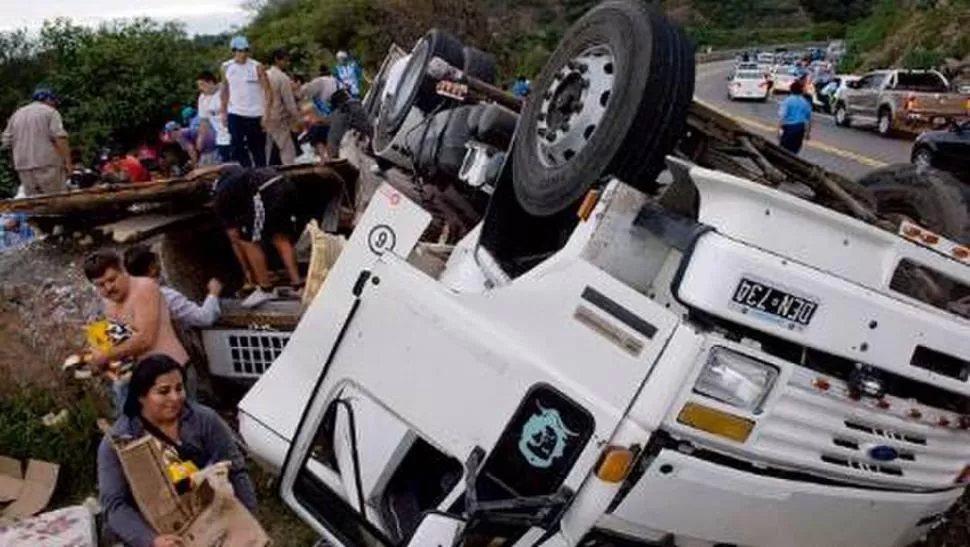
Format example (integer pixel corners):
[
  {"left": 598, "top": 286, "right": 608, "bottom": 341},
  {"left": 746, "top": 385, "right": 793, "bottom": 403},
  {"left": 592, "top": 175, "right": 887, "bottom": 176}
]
[{"left": 895, "top": 72, "right": 949, "bottom": 93}]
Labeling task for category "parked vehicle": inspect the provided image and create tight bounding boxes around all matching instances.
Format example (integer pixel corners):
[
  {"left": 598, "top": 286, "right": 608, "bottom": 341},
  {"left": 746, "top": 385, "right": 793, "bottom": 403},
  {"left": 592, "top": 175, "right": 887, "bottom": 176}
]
[
  {"left": 834, "top": 69, "right": 970, "bottom": 137},
  {"left": 772, "top": 64, "right": 797, "bottom": 93},
  {"left": 912, "top": 121, "right": 970, "bottom": 183},
  {"left": 813, "top": 75, "right": 860, "bottom": 113},
  {"left": 728, "top": 69, "right": 770, "bottom": 101},
  {"left": 234, "top": 2, "right": 970, "bottom": 546},
  {"left": 827, "top": 40, "right": 846, "bottom": 60}
]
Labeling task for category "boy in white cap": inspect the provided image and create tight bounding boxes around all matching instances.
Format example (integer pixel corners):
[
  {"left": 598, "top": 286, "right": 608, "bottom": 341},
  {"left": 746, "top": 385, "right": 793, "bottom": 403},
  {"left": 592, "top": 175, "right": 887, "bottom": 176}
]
[{"left": 220, "top": 36, "right": 271, "bottom": 167}]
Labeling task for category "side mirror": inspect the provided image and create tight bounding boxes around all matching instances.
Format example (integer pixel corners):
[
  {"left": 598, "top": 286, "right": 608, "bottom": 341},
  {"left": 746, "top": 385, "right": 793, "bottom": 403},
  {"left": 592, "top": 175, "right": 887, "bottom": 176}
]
[{"left": 403, "top": 513, "right": 465, "bottom": 547}]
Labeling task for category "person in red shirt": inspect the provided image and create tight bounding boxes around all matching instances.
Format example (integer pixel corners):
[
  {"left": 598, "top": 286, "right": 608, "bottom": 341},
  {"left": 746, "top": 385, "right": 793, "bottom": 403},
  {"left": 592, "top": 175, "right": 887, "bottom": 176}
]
[{"left": 101, "top": 149, "right": 151, "bottom": 183}]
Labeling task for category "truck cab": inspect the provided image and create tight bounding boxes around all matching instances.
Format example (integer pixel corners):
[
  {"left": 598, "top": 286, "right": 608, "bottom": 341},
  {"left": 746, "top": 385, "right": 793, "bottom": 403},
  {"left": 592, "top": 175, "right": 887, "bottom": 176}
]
[
  {"left": 267, "top": 160, "right": 970, "bottom": 546},
  {"left": 238, "top": 2, "right": 970, "bottom": 545}
]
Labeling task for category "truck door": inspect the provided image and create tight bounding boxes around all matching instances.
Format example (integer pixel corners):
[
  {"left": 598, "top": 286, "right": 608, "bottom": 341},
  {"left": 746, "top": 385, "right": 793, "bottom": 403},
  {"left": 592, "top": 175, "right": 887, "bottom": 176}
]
[
  {"left": 276, "top": 234, "right": 679, "bottom": 545},
  {"left": 847, "top": 73, "right": 875, "bottom": 118}
]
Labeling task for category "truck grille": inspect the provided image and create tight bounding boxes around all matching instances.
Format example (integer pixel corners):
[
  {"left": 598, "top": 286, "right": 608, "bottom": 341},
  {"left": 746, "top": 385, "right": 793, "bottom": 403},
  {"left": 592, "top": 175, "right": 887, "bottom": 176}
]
[
  {"left": 201, "top": 329, "right": 291, "bottom": 380},
  {"left": 750, "top": 367, "right": 970, "bottom": 490}
]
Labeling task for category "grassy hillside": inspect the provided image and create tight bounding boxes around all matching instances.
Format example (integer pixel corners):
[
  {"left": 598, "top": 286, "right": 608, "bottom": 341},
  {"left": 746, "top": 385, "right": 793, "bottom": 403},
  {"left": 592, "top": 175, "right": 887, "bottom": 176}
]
[
  {"left": 841, "top": 0, "right": 970, "bottom": 72},
  {"left": 244, "top": 0, "right": 855, "bottom": 85}
]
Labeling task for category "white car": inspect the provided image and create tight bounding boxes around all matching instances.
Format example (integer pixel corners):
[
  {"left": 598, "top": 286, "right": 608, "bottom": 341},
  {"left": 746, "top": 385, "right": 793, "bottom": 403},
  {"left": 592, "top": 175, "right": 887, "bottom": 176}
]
[
  {"left": 728, "top": 69, "right": 770, "bottom": 101},
  {"left": 773, "top": 65, "right": 797, "bottom": 93}
]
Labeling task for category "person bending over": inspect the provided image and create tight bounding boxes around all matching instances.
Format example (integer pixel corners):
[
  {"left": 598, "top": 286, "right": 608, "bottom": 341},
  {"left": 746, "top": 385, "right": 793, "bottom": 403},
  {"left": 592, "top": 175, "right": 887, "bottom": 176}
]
[
  {"left": 212, "top": 166, "right": 306, "bottom": 308},
  {"left": 98, "top": 355, "right": 257, "bottom": 547}
]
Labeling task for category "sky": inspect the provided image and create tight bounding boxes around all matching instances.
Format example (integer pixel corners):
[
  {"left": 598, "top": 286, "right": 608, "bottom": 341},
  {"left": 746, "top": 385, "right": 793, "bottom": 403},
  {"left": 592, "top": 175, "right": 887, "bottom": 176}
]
[{"left": 0, "top": 0, "right": 252, "bottom": 35}]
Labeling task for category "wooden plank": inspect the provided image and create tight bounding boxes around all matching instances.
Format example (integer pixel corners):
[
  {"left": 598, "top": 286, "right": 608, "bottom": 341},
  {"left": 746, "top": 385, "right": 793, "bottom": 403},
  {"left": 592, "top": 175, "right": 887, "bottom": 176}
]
[
  {"left": 96, "top": 211, "right": 209, "bottom": 243},
  {"left": 0, "top": 162, "right": 354, "bottom": 217}
]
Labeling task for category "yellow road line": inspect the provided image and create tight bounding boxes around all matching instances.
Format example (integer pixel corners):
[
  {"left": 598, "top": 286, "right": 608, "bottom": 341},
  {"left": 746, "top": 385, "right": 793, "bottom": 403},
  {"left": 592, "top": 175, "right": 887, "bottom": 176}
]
[{"left": 694, "top": 98, "right": 888, "bottom": 168}]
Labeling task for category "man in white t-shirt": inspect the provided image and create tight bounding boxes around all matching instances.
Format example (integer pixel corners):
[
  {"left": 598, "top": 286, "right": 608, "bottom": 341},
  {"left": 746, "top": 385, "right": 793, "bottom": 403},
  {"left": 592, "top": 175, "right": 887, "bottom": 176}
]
[
  {"left": 220, "top": 36, "right": 271, "bottom": 167},
  {"left": 196, "top": 70, "right": 232, "bottom": 163}
]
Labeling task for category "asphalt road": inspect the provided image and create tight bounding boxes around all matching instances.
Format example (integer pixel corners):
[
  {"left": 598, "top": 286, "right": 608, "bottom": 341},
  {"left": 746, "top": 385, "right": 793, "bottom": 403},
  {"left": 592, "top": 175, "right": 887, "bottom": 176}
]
[{"left": 695, "top": 61, "right": 915, "bottom": 179}]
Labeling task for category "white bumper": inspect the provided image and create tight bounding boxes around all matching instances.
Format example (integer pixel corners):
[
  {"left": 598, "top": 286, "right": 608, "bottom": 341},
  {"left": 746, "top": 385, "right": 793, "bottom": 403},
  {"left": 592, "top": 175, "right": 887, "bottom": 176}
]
[{"left": 608, "top": 449, "right": 960, "bottom": 547}]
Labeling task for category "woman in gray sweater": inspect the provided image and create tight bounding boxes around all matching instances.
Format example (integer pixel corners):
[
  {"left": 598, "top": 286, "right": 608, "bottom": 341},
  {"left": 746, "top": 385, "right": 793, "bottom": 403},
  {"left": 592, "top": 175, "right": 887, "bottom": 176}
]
[{"left": 97, "top": 354, "right": 258, "bottom": 547}]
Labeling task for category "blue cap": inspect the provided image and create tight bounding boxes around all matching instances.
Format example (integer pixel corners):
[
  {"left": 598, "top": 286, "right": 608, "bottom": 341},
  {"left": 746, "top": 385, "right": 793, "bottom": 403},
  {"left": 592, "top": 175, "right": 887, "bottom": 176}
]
[
  {"left": 163, "top": 121, "right": 179, "bottom": 133},
  {"left": 32, "top": 87, "right": 57, "bottom": 103},
  {"left": 180, "top": 106, "right": 196, "bottom": 123},
  {"left": 230, "top": 36, "right": 250, "bottom": 51}
]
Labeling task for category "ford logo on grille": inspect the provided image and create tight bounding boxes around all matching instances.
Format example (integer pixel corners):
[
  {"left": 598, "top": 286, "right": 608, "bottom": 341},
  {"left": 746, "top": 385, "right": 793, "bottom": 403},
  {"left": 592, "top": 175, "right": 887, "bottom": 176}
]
[{"left": 869, "top": 445, "right": 899, "bottom": 462}]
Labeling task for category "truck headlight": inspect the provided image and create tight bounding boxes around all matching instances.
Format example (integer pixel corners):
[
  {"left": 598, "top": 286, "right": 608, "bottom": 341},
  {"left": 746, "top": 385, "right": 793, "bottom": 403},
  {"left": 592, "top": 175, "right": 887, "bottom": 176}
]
[{"left": 694, "top": 347, "right": 779, "bottom": 413}]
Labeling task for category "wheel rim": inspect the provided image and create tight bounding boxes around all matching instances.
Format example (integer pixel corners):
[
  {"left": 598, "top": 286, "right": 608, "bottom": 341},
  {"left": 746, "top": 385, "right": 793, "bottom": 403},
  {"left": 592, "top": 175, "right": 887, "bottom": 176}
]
[
  {"left": 388, "top": 40, "right": 430, "bottom": 124},
  {"left": 535, "top": 45, "right": 615, "bottom": 168},
  {"left": 915, "top": 149, "right": 932, "bottom": 168},
  {"left": 878, "top": 114, "right": 890, "bottom": 134}
]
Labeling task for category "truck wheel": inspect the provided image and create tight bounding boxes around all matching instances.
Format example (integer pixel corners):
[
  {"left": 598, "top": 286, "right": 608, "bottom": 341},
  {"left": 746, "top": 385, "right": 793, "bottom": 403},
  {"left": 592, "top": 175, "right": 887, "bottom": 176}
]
[
  {"left": 511, "top": 0, "right": 695, "bottom": 216},
  {"left": 462, "top": 46, "right": 497, "bottom": 84},
  {"left": 857, "top": 163, "right": 970, "bottom": 242},
  {"left": 877, "top": 108, "right": 893, "bottom": 137},
  {"left": 384, "top": 29, "right": 465, "bottom": 134},
  {"left": 834, "top": 103, "right": 850, "bottom": 127}
]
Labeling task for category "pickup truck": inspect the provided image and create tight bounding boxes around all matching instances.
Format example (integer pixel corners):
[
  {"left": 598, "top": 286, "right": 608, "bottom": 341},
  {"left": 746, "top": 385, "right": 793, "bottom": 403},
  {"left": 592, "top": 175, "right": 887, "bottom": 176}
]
[{"left": 834, "top": 69, "right": 970, "bottom": 137}]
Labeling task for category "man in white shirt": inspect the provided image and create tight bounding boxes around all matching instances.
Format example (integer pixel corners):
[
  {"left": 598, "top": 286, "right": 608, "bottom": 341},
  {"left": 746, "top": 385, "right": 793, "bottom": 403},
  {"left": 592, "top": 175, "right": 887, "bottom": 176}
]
[
  {"left": 220, "top": 36, "right": 271, "bottom": 167},
  {"left": 196, "top": 70, "right": 232, "bottom": 163},
  {"left": 123, "top": 245, "right": 222, "bottom": 328}
]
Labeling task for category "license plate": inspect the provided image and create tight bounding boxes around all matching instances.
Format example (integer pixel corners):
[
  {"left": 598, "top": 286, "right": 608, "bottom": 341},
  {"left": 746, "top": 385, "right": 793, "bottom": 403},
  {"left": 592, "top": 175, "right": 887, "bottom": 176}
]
[
  {"left": 933, "top": 116, "right": 947, "bottom": 125},
  {"left": 731, "top": 278, "right": 819, "bottom": 328}
]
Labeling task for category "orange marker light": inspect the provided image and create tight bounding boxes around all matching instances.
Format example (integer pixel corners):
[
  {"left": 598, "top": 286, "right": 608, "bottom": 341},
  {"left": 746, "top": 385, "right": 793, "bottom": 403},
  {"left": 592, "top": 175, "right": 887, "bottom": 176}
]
[
  {"left": 577, "top": 189, "right": 601, "bottom": 221},
  {"left": 903, "top": 226, "right": 922, "bottom": 239},
  {"left": 909, "top": 408, "right": 923, "bottom": 420},
  {"left": 938, "top": 417, "right": 951, "bottom": 428},
  {"left": 596, "top": 447, "right": 635, "bottom": 483},
  {"left": 953, "top": 247, "right": 970, "bottom": 259},
  {"left": 922, "top": 233, "right": 939, "bottom": 245}
]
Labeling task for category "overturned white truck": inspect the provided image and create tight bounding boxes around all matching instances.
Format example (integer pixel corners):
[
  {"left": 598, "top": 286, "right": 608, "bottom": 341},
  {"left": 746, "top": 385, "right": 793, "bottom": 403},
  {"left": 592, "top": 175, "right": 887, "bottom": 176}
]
[{"left": 239, "top": 1, "right": 970, "bottom": 545}]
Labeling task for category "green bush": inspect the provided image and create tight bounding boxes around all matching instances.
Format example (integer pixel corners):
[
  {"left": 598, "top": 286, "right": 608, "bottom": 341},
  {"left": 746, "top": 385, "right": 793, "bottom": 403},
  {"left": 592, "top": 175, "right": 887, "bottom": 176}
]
[{"left": 0, "top": 388, "right": 104, "bottom": 506}]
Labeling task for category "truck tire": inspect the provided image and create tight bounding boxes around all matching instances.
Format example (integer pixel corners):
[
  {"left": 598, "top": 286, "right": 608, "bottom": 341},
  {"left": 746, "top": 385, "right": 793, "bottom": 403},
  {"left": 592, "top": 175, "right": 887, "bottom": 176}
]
[
  {"left": 462, "top": 46, "right": 497, "bottom": 84},
  {"left": 384, "top": 29, "right": 465, "bottom": 134},
  {"left": 834, "top": 102, "right": 850, "bottom": 127},
  {"left": 857, "top": 163, "right": 970, "bottom": 242},
  {"left": 877, "top": 107, "right": 893, "bottom": 138},
  {"left": 511, "top": 0, "right": 695, "bottom": 216}
]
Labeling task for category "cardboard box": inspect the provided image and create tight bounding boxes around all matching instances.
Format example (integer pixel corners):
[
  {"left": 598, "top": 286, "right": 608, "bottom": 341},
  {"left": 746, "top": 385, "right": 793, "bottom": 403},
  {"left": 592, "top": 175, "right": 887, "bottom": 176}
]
[
  {"left": 99, "top": 421, "right": 269, "bottom": 546},
  {"left": 0, "top": 455, "right": 60, "bottom": 522}
]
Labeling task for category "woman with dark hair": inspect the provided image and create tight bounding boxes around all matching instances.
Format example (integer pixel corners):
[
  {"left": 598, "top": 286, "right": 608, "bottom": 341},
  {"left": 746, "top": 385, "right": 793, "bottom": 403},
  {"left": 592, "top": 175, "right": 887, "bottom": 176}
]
[{"left": 97, "top": 354, "right": 257, "bottom": 547}]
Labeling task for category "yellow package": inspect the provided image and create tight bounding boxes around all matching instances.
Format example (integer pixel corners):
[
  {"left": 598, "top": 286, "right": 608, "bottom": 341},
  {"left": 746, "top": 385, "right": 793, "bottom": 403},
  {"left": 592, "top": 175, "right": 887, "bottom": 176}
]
[{"left": 86, "top": 320, "right": 114, "bottom": 353}]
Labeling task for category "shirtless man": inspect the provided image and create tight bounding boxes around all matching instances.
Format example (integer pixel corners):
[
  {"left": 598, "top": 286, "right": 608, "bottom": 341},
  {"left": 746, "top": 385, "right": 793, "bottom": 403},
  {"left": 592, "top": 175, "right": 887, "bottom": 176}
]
[{"left": 82, "top": 251, "right": 191, "bottom": 410}]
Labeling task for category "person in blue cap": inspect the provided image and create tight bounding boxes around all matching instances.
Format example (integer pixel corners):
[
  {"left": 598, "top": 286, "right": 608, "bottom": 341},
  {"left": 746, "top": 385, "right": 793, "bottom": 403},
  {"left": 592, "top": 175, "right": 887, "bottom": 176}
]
[
  {"left": 220, "top": 36, "right": 271, "bottom": 167},
  {"left": 333, "top": 50, "right": 364, "bottom": 98},
  {"left": 1, "top": 87, "right": 72, "bottom": 196}
]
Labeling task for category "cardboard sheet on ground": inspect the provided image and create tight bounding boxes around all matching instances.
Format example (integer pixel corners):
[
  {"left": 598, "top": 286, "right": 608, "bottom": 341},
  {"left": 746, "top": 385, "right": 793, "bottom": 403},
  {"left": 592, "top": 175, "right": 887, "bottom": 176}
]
[{"left": 0, "top": 456, "right": 60, "bottom": 522}]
